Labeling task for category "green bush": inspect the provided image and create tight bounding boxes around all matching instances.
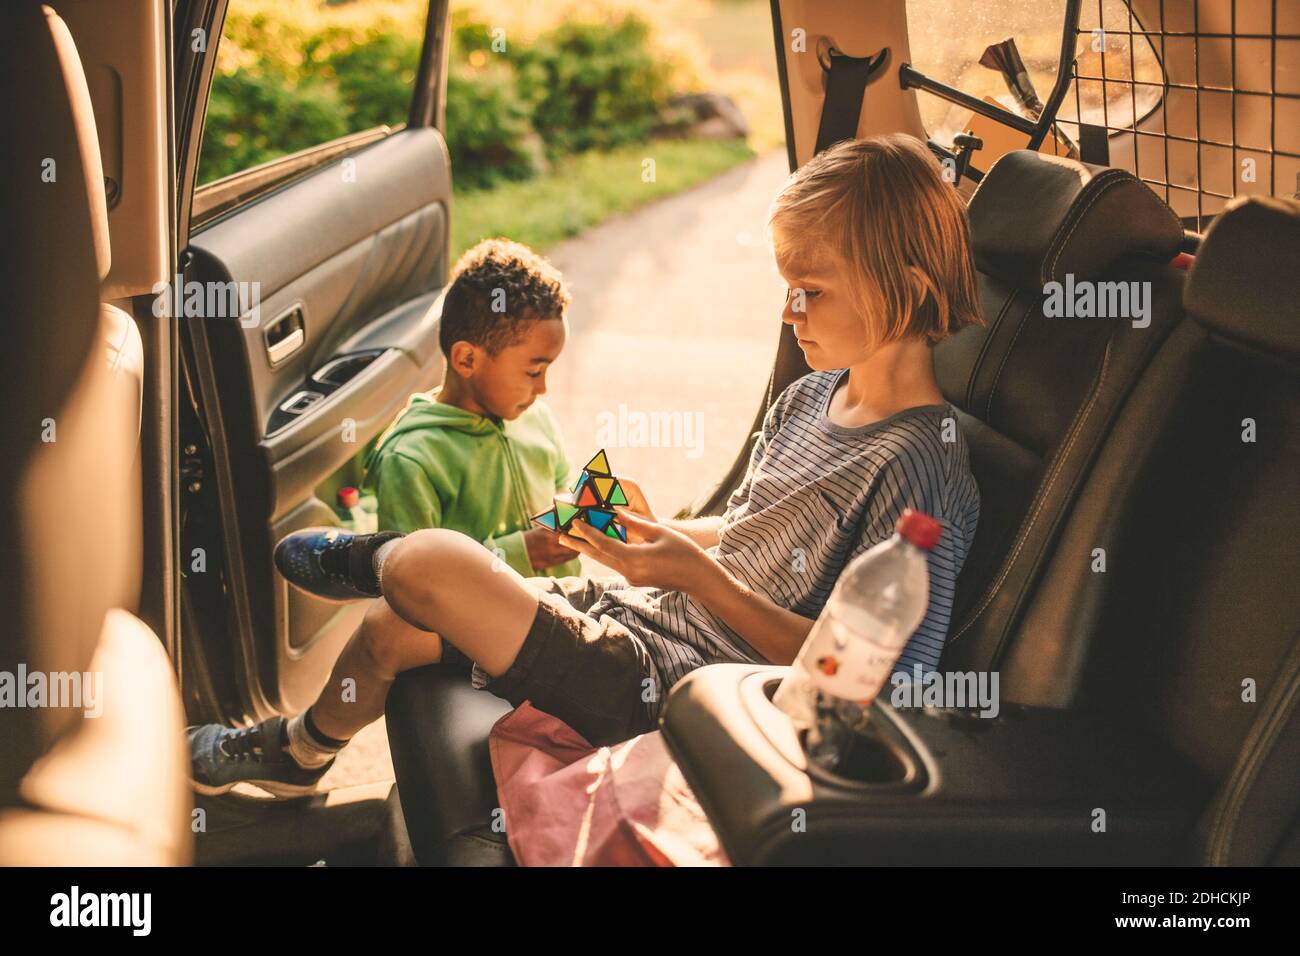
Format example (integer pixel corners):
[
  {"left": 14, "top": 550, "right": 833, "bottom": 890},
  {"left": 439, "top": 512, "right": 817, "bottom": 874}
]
[
  {"left": 308, "top": 30, "right": 422, "bottom": 131},
  {"left": 198, "top": 10, "right": 694, "bottom": 190},
  {"left": 444, "top": 61, "right": 541, "bottom": 189},
  {"left": 512, "top": 16, "right": 677, "bottom": 156},
  {"left": 200, "top": 69, "right": 349, "bottom": 182}
]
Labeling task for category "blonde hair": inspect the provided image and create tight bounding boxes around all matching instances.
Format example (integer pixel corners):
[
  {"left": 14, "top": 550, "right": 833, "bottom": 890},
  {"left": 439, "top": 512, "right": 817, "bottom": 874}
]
[{"left": 769, "top": 133, "right": 982, "bottom": 346}]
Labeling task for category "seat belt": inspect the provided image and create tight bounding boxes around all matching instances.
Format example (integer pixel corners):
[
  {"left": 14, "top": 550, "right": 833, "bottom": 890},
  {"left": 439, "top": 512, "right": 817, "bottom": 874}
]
[{"left": 814, "top": 47, "right": 890, "bottom": 154}]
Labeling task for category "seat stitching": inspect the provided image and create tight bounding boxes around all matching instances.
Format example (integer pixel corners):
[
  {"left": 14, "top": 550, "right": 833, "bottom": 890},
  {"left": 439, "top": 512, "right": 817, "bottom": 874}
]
[
  {"left": 966, "top": 152, "right": 1012, "bottom": 208},
  {"left": 1209, "top": 652, "right": 1299, "bottom": 863},
  {"left": 985, "top": 297, "right": 1032, "bottom": 421},
  {"left": 1207, "top": 634, "right": 1300, "bottom": 864},
  {"left": 968, "top": 290, "right": 1016, "bottom": 410},
  {"left": 950, "top": 336, "right": 1114, "bottom": 648},
  {"left": 1044, "top": 172, "right": 1129, "bottom": 284}
]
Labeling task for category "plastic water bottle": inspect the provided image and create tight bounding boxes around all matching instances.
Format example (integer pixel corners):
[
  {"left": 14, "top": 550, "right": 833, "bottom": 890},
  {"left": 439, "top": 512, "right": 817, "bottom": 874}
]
[{"left": 773, "top": 509, "right": 942, "bottom": 766}]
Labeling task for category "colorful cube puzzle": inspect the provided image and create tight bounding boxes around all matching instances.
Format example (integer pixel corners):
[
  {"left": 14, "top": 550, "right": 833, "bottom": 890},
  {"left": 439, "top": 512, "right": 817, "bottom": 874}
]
[{"left": 531, "top": 449, "right": 629, "bottom": 542}]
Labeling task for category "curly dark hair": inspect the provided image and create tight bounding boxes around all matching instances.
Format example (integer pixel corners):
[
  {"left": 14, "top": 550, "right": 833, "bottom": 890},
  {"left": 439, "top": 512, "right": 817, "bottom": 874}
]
[{"left": 439, "top": 238, "right": 571, "bottom": 357}]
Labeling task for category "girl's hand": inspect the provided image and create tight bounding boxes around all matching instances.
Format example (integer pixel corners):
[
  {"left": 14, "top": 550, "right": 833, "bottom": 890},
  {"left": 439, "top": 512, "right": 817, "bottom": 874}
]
[
  {"left": 559, "top": 508, "right": 715, "bottom": 593},
  {"left": 614, "top": 476, "right": 656, "bottom": 522}
]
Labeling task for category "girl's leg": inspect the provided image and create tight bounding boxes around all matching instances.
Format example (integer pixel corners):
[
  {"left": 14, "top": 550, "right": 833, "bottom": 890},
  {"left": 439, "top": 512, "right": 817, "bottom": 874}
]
[
  {"left": 309, "top": 598, "right": 445, "bottom": 742},
  {"left": 379, "top": 528, "right": 543, "bottom": 678}
]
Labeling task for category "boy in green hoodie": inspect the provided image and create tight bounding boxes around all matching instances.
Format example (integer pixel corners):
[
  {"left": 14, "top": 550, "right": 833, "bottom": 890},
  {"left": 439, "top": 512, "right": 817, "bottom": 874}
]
[
  {"left": 360, "top": 238, "right": 582, "bottom": 578},
  {"left": 187, "top": 238, "right": 581, "bottom": 793}
]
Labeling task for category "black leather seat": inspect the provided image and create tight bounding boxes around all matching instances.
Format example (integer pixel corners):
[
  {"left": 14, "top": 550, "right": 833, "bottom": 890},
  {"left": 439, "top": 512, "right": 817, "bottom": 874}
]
[
  {"left": 1068, "top": 195, "right": 1300, "bottom": 864},
  {"left": 934, "top": 151, "right": 1185, "bottom": 687},
  {"left": 387, "top": 150, "right": 1188, "bottom": 865},
  {"left": 387, "top": 665, "right": 514, "bottom": 866}
]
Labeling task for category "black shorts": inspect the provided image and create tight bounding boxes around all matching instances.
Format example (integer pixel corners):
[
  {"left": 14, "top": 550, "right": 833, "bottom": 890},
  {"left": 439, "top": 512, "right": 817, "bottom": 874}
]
[{"left": 457, "top": 576, "right": 659, "bottom": 747}]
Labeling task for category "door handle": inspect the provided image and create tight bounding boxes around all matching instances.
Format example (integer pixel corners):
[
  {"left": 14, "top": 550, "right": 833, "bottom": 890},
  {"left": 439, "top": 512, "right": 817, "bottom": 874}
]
[{"left": 264, "top": 305, "right": 305, "bottom": 367}]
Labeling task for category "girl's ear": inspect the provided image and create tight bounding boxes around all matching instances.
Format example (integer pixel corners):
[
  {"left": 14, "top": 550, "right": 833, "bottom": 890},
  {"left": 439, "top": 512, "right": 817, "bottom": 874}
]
[
  {"left": 907, "top": 264, "right": 938, "bottom": 312},
  {"left": 906, "top": 264, "right": 930, "bottom": 298},
  {"left": 905, "top": 264, "right": 947, "bottom": 341}
]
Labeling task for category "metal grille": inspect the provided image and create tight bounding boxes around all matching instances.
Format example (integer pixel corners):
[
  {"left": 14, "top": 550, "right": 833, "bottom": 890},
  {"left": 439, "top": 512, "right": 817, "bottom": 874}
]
[{"left": 1059, "top": 0, "right": 1300, "bottom": 233}]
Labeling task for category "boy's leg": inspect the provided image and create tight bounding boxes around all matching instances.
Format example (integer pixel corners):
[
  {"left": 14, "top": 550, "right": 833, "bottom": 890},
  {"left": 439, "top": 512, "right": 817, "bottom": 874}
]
[
  {"left": 304, "top": 571, "right": 568, "bottom": 746},
  {"left": 272, "top": 525, "right": 652, "bottom": 747},
  {"left": 187, "top": 599, "right": 451, "bottom": 794},
  {"left": 306, "top": 598, "right": 445, "bottom": 743},
  {"left": 188, "top": 530, "right": 547, "bottom": 795},
  {"left": 378, "top": 528, "right": 545, "bottom": 678},
  {"left": 376, "top": 531, "right": 653, "bottom": 745}
]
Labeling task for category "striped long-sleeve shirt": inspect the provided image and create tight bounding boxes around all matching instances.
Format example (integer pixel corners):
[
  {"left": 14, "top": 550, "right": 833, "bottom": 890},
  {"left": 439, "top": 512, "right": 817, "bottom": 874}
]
[{"left": 588, "top": 368, "right": 981, "bottom": 723}]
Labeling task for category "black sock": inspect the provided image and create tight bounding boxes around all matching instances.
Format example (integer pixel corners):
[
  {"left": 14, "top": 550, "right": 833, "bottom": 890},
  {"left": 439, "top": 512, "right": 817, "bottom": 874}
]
[
  {"left": 346, "top": 531, "right": 403, "bottom": 596},
  {"left": 304, "top": 707, "right": 349, "bottom": 749}
]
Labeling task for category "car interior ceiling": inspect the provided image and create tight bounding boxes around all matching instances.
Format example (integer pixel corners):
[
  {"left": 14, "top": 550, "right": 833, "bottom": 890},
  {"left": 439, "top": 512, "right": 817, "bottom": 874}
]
[{"left": 3, "top": 0, "right": 1298, "bottom": 868}]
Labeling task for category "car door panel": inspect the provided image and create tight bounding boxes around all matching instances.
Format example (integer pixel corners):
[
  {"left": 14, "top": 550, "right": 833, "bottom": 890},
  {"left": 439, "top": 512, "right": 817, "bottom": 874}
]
[{"left": 186, "top": 126, "right": 450, "bottom": 716}]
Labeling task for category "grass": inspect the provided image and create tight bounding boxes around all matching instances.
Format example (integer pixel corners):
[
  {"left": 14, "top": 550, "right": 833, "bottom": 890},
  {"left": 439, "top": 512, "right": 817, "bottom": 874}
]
[{"left": 451, "top": 136, "right": 757, "bottom": 258}]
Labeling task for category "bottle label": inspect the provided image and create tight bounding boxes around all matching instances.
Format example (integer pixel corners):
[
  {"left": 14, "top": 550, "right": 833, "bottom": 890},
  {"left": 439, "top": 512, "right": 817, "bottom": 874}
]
[{"left": 800, "top": 611, "right": 900, "bottom": 705}]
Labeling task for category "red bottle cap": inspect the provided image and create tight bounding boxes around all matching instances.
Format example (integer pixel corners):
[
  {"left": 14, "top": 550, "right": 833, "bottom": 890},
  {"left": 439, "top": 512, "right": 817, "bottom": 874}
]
[
  {"left": 897, "top": 509, "right": 942, "bottom": 550},
  {"left": 337, "top": 486, "right": 360, "bottom": 508}
]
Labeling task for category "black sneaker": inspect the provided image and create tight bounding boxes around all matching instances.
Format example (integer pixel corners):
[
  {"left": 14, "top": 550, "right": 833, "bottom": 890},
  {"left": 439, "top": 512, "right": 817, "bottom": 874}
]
[
  {"left": 273, "top": 527, "right": 402, "bottom": 602},
  {"left": 188, "top": 716, "right": 333, "bottom": 797}
]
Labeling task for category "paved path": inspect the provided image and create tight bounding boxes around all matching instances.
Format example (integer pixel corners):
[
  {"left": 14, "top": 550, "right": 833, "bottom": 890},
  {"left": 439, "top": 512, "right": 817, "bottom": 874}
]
[
  {"left": 545, "top": 148, "right": 791, "bottom": 519},
  {"left": 322, "top": 148, "right": 792, "bottom": 790}
]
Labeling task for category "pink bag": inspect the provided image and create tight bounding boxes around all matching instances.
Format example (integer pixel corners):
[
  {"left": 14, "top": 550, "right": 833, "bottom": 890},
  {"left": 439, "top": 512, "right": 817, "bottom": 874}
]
[{"left": 489, "top": 702, "right": 730, "bottom": 867}]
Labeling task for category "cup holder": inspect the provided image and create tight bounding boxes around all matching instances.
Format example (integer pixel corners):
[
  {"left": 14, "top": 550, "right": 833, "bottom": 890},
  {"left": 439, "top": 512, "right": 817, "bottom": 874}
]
[
  {"left": 801, "top": 725, "right": 913, "bottom": 786},
  {"left": 758, "top": 677, "right": 924, "bottom": 791}
]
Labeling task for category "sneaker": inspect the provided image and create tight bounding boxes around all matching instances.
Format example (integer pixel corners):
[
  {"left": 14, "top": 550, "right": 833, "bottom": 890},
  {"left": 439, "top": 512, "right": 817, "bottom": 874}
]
[
  {"left": 273, "top": 527, "right": 402, "bottom": 602},
  {"left": 188, "top": 716, "right": 334, "bottom": 797}
]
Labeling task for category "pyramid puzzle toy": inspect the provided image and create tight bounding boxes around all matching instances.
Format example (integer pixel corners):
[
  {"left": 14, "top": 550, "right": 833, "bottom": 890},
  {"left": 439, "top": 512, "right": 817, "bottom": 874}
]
[{"left": 531, "top": 449, "right": 629, "bottom": 542}]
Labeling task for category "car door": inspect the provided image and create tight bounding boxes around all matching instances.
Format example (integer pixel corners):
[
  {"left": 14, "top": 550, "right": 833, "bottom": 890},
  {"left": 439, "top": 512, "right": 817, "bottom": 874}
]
[{"left": 175, "top": 0, "right": 451, "bottom": 721}]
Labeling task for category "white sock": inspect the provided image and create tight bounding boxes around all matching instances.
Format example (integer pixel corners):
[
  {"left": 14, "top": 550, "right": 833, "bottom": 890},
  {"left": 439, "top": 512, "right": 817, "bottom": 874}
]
[
  {"left": 373, "top": 537, "right": 402, "bottom": 591},
  {"left": 285, "top": 712, "right": 344, "bottom": 769}
]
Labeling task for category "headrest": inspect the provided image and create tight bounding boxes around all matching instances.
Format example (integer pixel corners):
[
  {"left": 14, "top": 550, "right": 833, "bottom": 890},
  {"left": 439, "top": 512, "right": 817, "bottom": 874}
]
[
  {"left": 1184, "top": 196, "right": 1300, "bottom": 363},
  {"left": 969, "top": 151, "right": 1183, "bottom": 289},
  {"left": 45, "top": 6, "right": 110, "bottom": 282}
]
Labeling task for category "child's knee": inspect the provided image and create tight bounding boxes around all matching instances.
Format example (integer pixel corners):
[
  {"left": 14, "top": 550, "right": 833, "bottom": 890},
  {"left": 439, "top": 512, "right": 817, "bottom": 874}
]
[
  {"left": 358, "top": 600, "right": 436, "bottom": 677},
  {"left": 383, "top": 528, "right": 461, "bottom": 598}
]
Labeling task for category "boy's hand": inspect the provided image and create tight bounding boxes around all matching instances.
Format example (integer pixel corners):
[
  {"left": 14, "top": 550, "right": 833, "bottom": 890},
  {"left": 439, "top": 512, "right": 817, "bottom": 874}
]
[
  {"left": 559, "top": 508, "right": 716, "bottom": 594},
  {"left": 523, "top": 526, "right": 580, "bottom": 570}
]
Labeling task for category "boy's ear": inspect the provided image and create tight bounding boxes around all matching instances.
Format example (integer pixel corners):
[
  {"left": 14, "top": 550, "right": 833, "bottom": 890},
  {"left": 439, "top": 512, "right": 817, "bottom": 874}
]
[{"left": 448, "top": 340, "right": 479, "bottom": 377}]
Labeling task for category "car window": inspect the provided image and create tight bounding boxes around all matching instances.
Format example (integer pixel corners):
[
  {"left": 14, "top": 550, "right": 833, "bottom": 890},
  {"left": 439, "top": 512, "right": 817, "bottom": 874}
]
[
  {"left": 196, "top": 0, "right": 428, "bottom": 187},
  {"left": 905, "top": 0, "right": 1162, "bottom": 145}
]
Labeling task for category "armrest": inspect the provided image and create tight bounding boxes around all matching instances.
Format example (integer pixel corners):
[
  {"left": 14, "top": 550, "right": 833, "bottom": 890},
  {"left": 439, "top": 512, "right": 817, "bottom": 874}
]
[{"left": 659, "top": 664, "right": 1209, "bottom": 866}]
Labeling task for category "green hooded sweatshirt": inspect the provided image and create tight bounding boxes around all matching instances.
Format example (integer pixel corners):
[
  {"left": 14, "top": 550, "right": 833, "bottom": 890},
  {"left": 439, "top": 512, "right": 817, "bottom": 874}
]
[{"left": 361, "top": 388, "right": 582, "bottom": 578}]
